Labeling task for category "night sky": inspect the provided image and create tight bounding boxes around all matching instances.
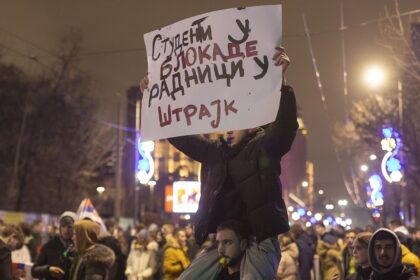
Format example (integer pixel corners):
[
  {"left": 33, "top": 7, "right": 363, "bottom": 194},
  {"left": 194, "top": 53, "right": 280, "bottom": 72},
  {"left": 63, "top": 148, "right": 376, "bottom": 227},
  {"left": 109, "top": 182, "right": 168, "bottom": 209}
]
[{"left": 1, "top": 0, "right": 418, "bottom": 203}]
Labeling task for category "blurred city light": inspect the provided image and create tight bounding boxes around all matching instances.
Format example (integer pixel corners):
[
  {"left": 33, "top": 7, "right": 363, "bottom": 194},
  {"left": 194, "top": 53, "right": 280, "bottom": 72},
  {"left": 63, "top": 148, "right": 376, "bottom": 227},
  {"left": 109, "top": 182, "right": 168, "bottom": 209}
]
[
  {"left": 364, "top": 65, "right": 386, "bottom": 88},
  {"left": 325, "top": 203, "right": 334, "bottom": 210},
  {"left": 338, "top": 199, "right": 348, "bottom": 207},
  {"left": 291, "top": 212, "right": 301, "bottom": 221},
  {"left": 301, "top": 181, "right": 309, "bottom": 188},
  {"left": 287, "top": 206, "right": 294, "bottom": 212},
  {"left": 318, "top": 189, "right": 324, "bottom": 195},
  {"left": 360, "top": 164, "right": 368, "bottom": 172},
  {"left": 369, "top": 154, "right": 377, "bottom": 160},
  {"left": 96, "top": 186, "right": 105, "bottom": 194},
  {"left": 314, "top": 213, "right": 323, "bottom": 221}
]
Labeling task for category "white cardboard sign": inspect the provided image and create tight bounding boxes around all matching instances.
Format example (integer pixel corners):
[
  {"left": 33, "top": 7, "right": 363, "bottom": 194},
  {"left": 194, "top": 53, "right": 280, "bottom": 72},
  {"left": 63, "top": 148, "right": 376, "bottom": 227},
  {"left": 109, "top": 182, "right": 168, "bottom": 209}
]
[{"left": 142, "top": 5, "right": 283, "bottom": 140}]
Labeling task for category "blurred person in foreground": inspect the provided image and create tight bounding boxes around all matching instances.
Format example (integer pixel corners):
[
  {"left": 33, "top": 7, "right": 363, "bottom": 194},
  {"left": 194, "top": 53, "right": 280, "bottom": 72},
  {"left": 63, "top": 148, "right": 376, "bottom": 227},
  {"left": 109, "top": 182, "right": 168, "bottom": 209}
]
[
  {"left": 0, "top": 224, "right": 24, "bottom": 280},
  {"left": 368, "top": 228, "right": 419, "bottom": 280},
  {"left": 31, "top": 211, "right": 77, "bottom": 280},
  {"left": 347, "top": 232, "right": 373, "bottom": 280},
  {"left": 289, "top": 224, "right": 315, "bottom": 280},
  {"left": 68, "top": 219, "right": 115, "bottom": 280}
]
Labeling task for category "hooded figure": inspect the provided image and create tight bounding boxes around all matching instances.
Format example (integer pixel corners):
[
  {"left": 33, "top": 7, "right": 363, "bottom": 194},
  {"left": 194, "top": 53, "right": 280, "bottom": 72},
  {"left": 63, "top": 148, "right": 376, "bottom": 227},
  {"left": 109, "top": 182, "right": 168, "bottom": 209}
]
[
  {"left": 69, "top": 220, "right": 115, "bottom": 280},
  {"left": 368, "top": 228, "right": 419, "bottom": 280},
  {"left": 31, "top": 211, "right": 77, "bottom": 280}
]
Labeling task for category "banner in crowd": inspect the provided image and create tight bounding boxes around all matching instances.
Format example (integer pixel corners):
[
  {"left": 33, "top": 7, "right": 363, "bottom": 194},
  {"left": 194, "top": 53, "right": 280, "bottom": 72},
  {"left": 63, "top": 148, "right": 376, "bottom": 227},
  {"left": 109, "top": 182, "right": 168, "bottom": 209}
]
[{"left": 142, "top": 5, "right": 283, "bottom": 140}]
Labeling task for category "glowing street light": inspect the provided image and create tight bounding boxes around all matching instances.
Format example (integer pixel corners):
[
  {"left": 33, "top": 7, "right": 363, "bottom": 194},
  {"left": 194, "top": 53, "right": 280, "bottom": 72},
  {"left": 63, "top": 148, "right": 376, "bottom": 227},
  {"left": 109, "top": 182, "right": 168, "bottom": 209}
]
[
  {"left": 318, "top": 189, "right": 324, "bottom": 195},
  {"left": 325, "top": 203, "right": 334, "bottom": 210},
  {"left": 338, "top": 199, "right": 348, "bottom": 207},
  {"left": 370, "top": 154, "right": 377, "bottom": 161},
  {"left": 96, "top": 186, "right": 105, "bottom": 194},
  {"left": 302, "top": 181, "right": 309, "bottom": 188},
  {"left": 360, "top": 164, "right": 368, "bottom": 172},
  {"left": 364, "top": 65, "right": 386, "bottom": 89}
]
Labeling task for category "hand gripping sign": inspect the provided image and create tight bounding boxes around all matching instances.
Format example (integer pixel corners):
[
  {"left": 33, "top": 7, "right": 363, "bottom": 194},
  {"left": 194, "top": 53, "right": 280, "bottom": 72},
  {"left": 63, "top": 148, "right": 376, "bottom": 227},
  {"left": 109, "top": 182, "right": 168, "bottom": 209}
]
[{"left": 142, "top": 5, "right": 283, "bottom": 141}]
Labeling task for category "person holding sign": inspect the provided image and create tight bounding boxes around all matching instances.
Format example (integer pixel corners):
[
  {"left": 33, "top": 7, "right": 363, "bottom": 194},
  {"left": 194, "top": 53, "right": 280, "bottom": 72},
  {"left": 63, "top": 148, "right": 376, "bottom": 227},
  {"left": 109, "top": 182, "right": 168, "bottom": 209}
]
[{"left": 140, "top": 46, "right": 297, "bottom": 279}]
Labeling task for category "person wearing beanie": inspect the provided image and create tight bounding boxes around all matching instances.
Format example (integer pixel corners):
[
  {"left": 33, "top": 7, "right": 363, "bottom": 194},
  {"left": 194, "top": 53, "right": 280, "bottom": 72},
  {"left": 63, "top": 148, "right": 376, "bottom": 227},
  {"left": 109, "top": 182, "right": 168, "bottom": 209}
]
[
  {"left": 368, "top": 228, "right": 419, "bottom": 280},
  {"left": 32, "top": 211, "right": 77, "bottom": 280},
  {"left": 347, "top": 232, "right": 373, "bottom": 280},
  {"left": 68, "top": 219, "right": 115, "bottom": 280}
]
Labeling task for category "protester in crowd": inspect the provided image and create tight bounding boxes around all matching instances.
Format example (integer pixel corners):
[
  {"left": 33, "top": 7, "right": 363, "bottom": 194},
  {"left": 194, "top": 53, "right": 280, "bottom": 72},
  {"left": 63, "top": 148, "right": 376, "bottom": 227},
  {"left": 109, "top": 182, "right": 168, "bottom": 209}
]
[
  {"left": 400, "top": 240, "right": 420, "bottom": 276},
  {"left": 315, "top": 222, "right": 344, "bottom": 280},
  {"left": 0, "top": 224, "right": 24, "bottom": 280},
  {"left": 347, "top": 232, "right": 373, "bottom": 280},
  {"left": 412, "top": 227, "right": 420, "bottom": 259},
  {"left": 343, "top": 229, "right": 357, "bottom": 279},
  {"left": 368, "top": 228, "right": 419, "bottom": 280},
  {"left": 28, "top": 219, "right": 44, "bottom": 262},
  {"left": 31, "top": 211, "right": 77, "bottom": 280},
  {"left": 11, "top": 223, "right": 31, "bottom": 264},
  {"left": 185, "top": 224, "right": 199, "bottom": 261},
  {"left": 68, "top": 219, "right": 115, "bottom": 280},
  {"left": 125, "top": 229, "right": 157, "bottom": 280},
  {"left": 162, "top": 227, "right": 190, "bottom": 280},
  {"left": 276, "top": 232, "right": 299, "bottom": 280},
  {"left": 98, "top": 220, "right": 128, "bottom": 280},
  {"left": 365, "top": 225, "right": 376, "bottom": 234},
  {"left": 140, "top": 45, "right": 296, "bottom": 280},
  {"left": 147, "top": 224, "right": 160, "bottom": 252},
  {"left": 155, "top": 223, "right": 176, "bottom": 280},
  {"left": 289, "top": 223, "right": 314, "bottom": 280}
]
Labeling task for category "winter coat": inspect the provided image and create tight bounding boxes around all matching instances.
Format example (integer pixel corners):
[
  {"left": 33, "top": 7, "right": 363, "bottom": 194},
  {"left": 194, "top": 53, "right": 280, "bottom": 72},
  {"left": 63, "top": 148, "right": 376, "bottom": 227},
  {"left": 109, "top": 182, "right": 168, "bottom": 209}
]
[
  {"left": 168, "top": 85, "right": 298, "bottom": 245},
  {"left": 69, "top": 244, "right": 115, "bottom": 280},
  {"left": 295, "top": 232, "right": 315, "bottom": 280},
  {"left": 0, "top": 239, "right": 18, "bottom": 280},
  {"left": 316, "top": 235, "right": 343, "bottom": 280},
  {"left": 162, "top": 236, "right": 190, "bottom": 280},
  {"left": 343, "top": 246, "right": 356, "bottom": 278},
  {"left": 368, "top": 228, "right": 419, "bottom": 280},
  {"left": 347, "top": 266, "right": 372, "bottom": 280},
  {"left": 97, "top": 236, "right": 127, "bottom": 280},
  {"left": 402, "top": 244, "right": 420, "bottom": 276},
  {"left": 276, "top": 242, "right": 299, "bottom": 280},
  {"left": 31, "top": 235, "right": 74, "bottom": 280},
  {"left": 125, "top": 244, "right": 157, "bottom": 280}
]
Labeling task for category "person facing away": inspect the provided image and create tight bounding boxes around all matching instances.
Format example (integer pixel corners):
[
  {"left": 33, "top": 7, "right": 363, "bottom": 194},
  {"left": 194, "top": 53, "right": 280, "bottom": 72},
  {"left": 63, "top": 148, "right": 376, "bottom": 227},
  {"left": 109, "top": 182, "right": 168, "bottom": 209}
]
[
  {"left": 343, "top": 229, "right": 357, "bottom": 278},
  {"left": 162, "top": 228, "right": 190, "bottom": 280},
  {"left": 347, "top": 232, "right": 373, "bottom": 280},
  {"left": 276, "top": 232, "right": 299, "bottom": 280},
  {"left": 68, "top": 219, "right": 115, "bottom": 280},
  {"left": 289, "top": 223, "right": 315, "bottom": 280},
  {"left": 368, "top": 228, "right": 419, "bottom": 280},
  {"left": 315, "top": 222, "right": 344, "bottom": 280},
  {"left": 32, "top": 211, "right": 77, "bottom": 280},
  {"left": 141, "top": 45, "right": 297, "bottom": 280},
  {"left": 0, "top": 224, "right": 24, "bottom": 280}
]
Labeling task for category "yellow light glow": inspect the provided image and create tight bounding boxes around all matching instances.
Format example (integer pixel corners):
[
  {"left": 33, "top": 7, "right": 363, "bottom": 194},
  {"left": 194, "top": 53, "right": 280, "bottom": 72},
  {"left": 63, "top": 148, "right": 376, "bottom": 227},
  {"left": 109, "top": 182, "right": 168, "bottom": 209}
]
[{"left": 364, "top": 65, "right": 386, "bottom": 88}]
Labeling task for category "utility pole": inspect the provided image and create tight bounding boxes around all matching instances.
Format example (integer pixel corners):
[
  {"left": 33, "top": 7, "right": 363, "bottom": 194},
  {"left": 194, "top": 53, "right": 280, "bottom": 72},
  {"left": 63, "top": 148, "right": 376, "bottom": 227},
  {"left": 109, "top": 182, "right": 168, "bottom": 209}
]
[{"left": 114, "top": 94, "right": 124, "bottom": 221}]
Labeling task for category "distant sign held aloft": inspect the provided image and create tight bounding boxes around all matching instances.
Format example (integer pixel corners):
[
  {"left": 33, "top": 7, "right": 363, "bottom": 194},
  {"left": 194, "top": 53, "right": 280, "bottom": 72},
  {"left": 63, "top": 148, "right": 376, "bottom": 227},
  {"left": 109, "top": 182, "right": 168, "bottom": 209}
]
[{"left": 142, "top": 5, "right": 283, "bottom": 140}]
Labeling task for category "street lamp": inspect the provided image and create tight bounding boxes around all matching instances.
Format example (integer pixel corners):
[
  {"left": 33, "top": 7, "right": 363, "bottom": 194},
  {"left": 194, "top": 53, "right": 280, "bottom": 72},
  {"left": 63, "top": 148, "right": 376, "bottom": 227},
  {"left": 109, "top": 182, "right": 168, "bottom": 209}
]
[
  {"left": 360, "top": 164, "right": 369, "bottom": 172},
  {"left": 364, "top": 65, "right": 386, "bottom": 89},
  {"left": 302, "top": 181, "right": 309, "bottom": 188}
]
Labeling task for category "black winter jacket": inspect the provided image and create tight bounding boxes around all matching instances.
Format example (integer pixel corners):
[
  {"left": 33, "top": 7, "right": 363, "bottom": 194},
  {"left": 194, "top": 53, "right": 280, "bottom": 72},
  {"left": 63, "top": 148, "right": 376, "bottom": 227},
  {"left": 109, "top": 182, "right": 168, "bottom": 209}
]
[
  {"left": 0, "top": 240, "right": 17, "bottom": 280},
  {"left": 169, "top": 85, "right": 298, "bottom": 245},
  {"left": 31, "top": 235, "right": 74, "bottom": 280}
]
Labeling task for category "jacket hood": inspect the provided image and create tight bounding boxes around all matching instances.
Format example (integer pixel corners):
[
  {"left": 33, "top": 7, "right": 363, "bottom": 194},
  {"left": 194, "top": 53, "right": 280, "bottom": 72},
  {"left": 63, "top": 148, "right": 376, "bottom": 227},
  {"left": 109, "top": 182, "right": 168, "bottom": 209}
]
[
  {"left": 83, "top": 244, "right": 115, "bottom": 268},
  {"left": 164, "top": 235, "right": 181, "bottom": 249},
  {"left": 368, "top": 228, "right": 402, "bottom": 275}
]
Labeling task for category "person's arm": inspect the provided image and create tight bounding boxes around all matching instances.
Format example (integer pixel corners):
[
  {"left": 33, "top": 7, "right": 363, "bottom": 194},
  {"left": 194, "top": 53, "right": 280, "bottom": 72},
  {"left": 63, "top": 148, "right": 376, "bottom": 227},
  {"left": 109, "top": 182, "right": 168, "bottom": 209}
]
[
  {"left": 262, "top": 47, "right": 298, "bottom": 158},
  {"left": 31, "top": 245, "right": 50, "bottom": 278},
  {"left": 163, "top": 248, "right": 184, "bottom": 276},
  {"left": 167, "top": 135, "right": 213, "bottom": 163}
]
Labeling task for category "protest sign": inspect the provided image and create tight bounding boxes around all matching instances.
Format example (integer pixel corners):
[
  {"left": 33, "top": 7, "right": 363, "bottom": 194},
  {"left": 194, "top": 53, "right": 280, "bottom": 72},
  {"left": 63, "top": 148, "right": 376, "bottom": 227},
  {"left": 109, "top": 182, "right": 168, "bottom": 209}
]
[{"left": 142, "top": 5, "right": 283, "bottom": 140}]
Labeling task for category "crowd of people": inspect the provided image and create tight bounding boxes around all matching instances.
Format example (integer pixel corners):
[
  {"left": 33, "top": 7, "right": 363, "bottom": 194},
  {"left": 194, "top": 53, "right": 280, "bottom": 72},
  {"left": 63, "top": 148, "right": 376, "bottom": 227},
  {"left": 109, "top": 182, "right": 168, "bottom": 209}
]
[
  {"left": 2, "top": 215, "right": 420, "bottom": 280},
  {"left": 0, "top": 211, "right": 420, "bottom": 280}
]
